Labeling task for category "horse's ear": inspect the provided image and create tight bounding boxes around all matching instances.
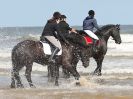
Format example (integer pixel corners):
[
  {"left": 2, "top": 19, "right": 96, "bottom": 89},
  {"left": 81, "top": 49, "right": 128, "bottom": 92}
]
[
  {"left": 116, "top": 24, "right": 120, "bottom": 27},
  {"left": 116, "top": 24, "right": 120, "bottom": 30}
]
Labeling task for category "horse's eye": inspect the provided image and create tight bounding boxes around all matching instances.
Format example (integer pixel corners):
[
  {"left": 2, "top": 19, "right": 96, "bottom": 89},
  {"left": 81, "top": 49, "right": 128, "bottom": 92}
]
[{"left": 116, "top": 27, "right": 120, "bottom": 30}]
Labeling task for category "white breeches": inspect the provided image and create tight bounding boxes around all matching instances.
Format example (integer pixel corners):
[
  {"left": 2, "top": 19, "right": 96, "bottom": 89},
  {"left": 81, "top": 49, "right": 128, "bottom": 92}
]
[
  {"left": 44, "top": 36, "right": 61, "bottom": 50},
  {"left": 84, "top": 30, "right": 99, "bottom": 40}
]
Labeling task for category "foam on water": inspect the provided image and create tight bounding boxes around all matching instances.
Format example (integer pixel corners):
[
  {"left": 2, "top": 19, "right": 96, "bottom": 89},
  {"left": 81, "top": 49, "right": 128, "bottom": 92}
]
[
  {"left": 78, "top": 76, "right": 98, "bottom": 87},
  {"left": 0, "top": 34, "right": 133, "bottom": 59},
  {"left": 103, "top": 68, "right": 133, "bottom": 74},
  {"left": 107, "top": 34, "right": 133, "bottom": 56}
]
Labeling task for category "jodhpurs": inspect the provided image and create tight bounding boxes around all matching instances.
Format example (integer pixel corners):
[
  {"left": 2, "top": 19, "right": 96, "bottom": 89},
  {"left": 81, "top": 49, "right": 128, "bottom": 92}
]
[
  {"left": 84, "top": 30, "right": 99, "bottom": 40},
  {"left": 44, "top": 36, "right": 61, "bottom": 50}
]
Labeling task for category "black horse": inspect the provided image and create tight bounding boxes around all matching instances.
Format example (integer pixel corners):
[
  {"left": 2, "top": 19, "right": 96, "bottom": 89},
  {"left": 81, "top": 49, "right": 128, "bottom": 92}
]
[
  {"left": 10, "top": 33, "right": 90, "bottom": 88},
  {"left": 68, "top": 24, "right": 122, "bottom": 76}
]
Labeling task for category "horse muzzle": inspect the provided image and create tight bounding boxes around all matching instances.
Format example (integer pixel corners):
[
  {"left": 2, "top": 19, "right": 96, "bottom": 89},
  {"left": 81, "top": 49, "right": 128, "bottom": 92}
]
[{"left": 115, "top": 40, "right": 122, "bottom": 44}]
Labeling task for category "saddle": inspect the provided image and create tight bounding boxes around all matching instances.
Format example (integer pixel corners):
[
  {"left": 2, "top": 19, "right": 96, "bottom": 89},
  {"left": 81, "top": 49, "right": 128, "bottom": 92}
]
[
  {"left": 83, "top": 36, "right": 93, "bottom": 45},
  {"left": 78, "top": 30, "right": 99, "bottom": 46},
  {"left": 40, "top": 37, "right": 62, "bottom": 55}
]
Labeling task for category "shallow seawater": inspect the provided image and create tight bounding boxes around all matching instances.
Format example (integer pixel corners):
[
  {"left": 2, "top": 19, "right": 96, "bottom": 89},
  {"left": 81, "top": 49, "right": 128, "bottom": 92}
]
[
  {"left": 0, "top": 56, "right": 133, "bottom": 99},
  {"left": 0, "top": 27, "right": 133, "bottom": 99}
]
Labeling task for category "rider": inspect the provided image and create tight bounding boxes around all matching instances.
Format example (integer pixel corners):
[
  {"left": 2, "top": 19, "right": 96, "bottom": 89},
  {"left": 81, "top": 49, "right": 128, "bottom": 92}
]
[
  {"left": 41, "top": 12, "right": 69, "bottom": 62},
  {"left": 83, "top": 10, "right": 100, "bottom": 51},
  {"left": 58, "top": 15, "right": 77, "bottom": 36},
  {"left": 59, "top": 15, "right": 94, "bottom": 47}
]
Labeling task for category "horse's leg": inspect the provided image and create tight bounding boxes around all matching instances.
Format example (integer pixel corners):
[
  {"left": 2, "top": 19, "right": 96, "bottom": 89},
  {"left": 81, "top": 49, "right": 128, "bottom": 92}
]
[
  {"left": 65, "top": 64, "right": 81, "bottom": 85},
  {"left": 25, "top": 63, "right": 35, "bottom": 88},
  {"left": 47, "top": 65, "right": 51, "bottom": 81},
  {"left": 62, "top": 52, "right": 79, "bottom": 79},
  {"left": 48, "top": 63, "right": 59, "bottom": 86},
  {"left": 47, "top": 64, "right": 54, "bottom": 82},
  {"left": 13, "top": 66, "right": 24, "bottom": 88},
  {"left": 54, "top": 64, "right": 59, "bottom": 86},
  {"left": 62, "top": 65, "right": 70, "bottom": 79},
  {"left": 10, "top": 69, "right": 16, "bottom": 88},
  {"left": 62, "top": 46, "right": 80, "bottom": 85},
  {"left": 93, "top": 56, "right": 104, "bottom": 76},
  {"left": 11, "top": 58, "right": 24, "bottom": 88},
  {"left": 63, "top": 63, "right": 80, "bottom": 80}
]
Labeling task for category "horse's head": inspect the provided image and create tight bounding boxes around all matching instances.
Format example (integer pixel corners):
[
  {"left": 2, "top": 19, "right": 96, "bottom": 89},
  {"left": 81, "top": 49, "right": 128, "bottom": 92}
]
[
  {"left": 110, "top": 24, "right": 122, "bottom": 44},
  {"left": 79, "top": 47, "right": 91, "bottom": 68},
  {"left": 97, "top": 24, "right": 122, "bottom": 44}
]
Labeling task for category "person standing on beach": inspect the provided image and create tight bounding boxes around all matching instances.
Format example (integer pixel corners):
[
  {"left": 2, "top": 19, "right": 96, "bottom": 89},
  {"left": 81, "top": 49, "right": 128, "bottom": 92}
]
[
  {"left": 83, "top": 10, "right": 100, "bottom": 51},
  {"left": 41, "top": 12, "right": 69, "bottom": 62}
]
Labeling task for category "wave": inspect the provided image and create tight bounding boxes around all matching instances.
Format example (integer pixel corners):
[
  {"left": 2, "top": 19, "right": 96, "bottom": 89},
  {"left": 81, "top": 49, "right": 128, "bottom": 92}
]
[
  {"left": 0, "top": 49, "right": 11, "bottom": 58},
  {"left": 103, "top": 68, "right": 133, "bottom": 74},
  {"left": 16, "top": 34, "right": 40, "bottom": 41},
  {"left": 0, "top": 34, "right": 133, "bottom": 58}
]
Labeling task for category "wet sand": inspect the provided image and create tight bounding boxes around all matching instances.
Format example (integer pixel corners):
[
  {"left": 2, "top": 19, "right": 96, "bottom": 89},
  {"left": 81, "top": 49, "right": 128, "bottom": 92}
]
[
  {"left": 1, "top": 89, "right": 133, "bottom": 99},
  {"left": 0, "top": 68, "right": 133, "bottom": 99}
]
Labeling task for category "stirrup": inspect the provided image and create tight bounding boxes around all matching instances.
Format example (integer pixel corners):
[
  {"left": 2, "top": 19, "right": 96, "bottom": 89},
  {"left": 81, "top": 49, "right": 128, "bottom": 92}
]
[{"left": 48, "top": 58, "right": 55, "bottom": 63}]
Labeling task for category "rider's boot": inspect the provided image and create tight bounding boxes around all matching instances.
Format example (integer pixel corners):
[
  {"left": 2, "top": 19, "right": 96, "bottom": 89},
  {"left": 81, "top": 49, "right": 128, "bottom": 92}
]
[
  {"left": 93, "top": 39, "right": 99, "bottom": 52},
  {"left": 49, "top": 47, "right": 60, "bottom": 63}
]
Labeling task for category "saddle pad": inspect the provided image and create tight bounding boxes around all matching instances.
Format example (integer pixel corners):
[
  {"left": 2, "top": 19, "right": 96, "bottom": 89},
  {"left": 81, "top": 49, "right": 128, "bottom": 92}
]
[
  {"left": 84, "top": 36, "right": 93, "bottom": 45},
  {"left": 40, "top": 41, "right": 62, "bottom": 55}
]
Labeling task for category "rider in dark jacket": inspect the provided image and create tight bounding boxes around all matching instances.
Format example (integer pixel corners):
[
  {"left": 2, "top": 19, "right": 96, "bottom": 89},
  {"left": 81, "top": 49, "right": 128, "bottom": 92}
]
[
  {"left": 83, "top": 10, "right": 100, "bottom": 51},
  {"left": 41, "top": 12, "right": 68, "bottom": 62},
  {"left": 58, "top": 15, "right": 72, "bottom": 36},
  {"left": 58, "top": 15, "right": 77, "bottom": 41}
]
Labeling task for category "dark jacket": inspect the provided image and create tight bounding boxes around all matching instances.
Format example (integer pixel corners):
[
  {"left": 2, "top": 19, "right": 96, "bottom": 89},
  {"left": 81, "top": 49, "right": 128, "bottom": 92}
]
[
  {"left": 58, "top": 21, "right": 72, "bottom": 36},
  {"left": 41, "top": 19, "right": 67, "bottom": 43},
  {"left": 83, "top": 16, "right": 99, "bottom": 31},
  {"left": 42, "top": 19, "right": 59, "bottom": 37}
]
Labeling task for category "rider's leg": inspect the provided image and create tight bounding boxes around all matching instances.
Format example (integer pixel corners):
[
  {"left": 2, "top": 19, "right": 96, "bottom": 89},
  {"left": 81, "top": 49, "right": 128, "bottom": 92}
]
[
  {"left": 93, "top": 39, "right": 99, "bottom": 52},
  {"left": 84, "top": 30, "right": 99, "bottom": 40},
  {"left": 84, "top": 30, "right": 99, "bottom": 51},
  {"left": 45, "top": 36, "right": 61, "bottom": 62},
  {"left": 49, "top": 47, "right": 60, "bottom": 62}
]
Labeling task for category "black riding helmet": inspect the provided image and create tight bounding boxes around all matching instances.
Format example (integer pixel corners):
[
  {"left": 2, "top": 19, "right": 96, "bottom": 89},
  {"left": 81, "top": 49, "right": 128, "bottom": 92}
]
[
  {"left": 60, "top": 15, "right": 67, "bottom": 20},
  {"left": 53, "top": 12, "right": 61, "bottom": 19},
  {"left": 88, "top": 10, "right": 95, "bottom": 16},
  {"left": 61, "top": 15, "right": 67, "bottom": 18}
]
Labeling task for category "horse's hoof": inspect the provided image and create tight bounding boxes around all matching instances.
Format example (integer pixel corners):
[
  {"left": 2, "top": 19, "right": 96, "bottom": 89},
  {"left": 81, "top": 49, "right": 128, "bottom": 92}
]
[
  {"left": 48, "top": 77, "right": 55, "bottom": 82},
  {"left": 63, "top": 74, "right": 70, "bottom": 79},
  {"left": 55, "top": 82, "right": 59, "bottom": 86},
  {"left": 48, "top": 78, "right": 52, "bottom": 82},
  {"left": 10, "top": 85, "right": 15, "bottom": 88},
  {"left": 17, "top": 84, "right": 24, "bottom": 88},
  {"left": 93, "top": 72, "right": 102, "bottom": 76},
  {"left": 76, "top": 82, "right": 81, "bottom": 86},
  {"left": 30, "top": 85, "right": 36, "bottom": 88}
]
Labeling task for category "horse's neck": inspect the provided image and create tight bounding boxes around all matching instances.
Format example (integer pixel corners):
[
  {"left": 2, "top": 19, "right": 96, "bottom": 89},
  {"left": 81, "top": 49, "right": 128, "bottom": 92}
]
[{"left": 97, "top": 31, "right": 111, "bottom": 43}]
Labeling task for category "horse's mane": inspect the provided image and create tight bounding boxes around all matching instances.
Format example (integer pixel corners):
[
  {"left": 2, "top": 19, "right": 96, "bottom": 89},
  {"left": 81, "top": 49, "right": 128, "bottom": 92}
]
[{"left": 95, "top": 24, "right": 116, "bottom": 36}]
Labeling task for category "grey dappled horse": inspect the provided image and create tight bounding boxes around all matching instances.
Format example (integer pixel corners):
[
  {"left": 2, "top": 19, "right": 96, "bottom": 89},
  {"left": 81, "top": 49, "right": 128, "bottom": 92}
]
[{"left": 10, "top": 33, "right": 90, "bottom": 88}]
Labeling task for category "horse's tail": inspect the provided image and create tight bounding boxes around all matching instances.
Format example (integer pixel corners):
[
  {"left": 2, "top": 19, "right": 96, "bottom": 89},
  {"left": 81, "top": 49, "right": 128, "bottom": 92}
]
[{"left": 10, "top": 46, "right": 18, "bottom": 88}]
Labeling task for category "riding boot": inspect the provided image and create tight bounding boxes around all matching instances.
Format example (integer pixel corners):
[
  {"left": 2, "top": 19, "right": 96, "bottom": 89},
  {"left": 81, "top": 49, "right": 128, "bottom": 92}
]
[
  {"left": 93, "top": 40, "right": 99, "bottom": 52},
  {"left": 49, "top": 47, "right": 60, "bottom": 63}
]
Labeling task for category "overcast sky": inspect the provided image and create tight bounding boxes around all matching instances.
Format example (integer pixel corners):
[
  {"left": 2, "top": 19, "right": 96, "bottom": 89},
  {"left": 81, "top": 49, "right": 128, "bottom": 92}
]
[{"left": 0, "top": 0, "right": 133, "bottom": 27}]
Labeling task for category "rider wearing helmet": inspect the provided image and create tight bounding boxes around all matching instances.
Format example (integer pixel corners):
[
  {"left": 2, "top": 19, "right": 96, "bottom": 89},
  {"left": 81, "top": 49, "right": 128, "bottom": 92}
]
[
  {"left": 41, "top": 12, "right": 69, "bottom": 62},
  {"left": 58, "top": 15, "right": 77, "bottom": 37},
  {"left": 83, "top": 10, "right": 100, "bottom": 51}
]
